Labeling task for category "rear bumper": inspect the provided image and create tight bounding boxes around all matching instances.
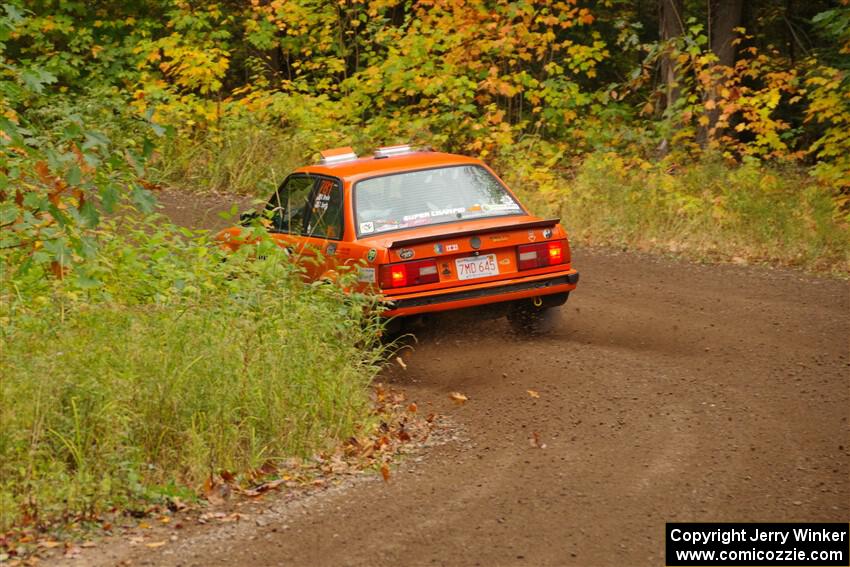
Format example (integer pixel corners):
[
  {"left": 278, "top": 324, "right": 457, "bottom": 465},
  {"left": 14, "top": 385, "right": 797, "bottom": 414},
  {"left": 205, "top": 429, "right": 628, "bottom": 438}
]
[{"left": 382, "top": 270, "right": 579, "bottom": 317}]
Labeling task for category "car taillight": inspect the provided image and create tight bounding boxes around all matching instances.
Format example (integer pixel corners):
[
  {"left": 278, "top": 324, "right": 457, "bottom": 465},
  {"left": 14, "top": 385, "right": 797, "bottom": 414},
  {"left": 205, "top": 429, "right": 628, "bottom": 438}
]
[
  {"left": 380, "top": 259, "right": 440, "bottom": 289},
  {"left": 388, "top": 264, "right": 407, "bottom": 288},
  {"left": 517, "top": 240, "right": 566, "bottom": 271},
  {"left": 548, "top": 241, "right": 563, "bottom": 264}
]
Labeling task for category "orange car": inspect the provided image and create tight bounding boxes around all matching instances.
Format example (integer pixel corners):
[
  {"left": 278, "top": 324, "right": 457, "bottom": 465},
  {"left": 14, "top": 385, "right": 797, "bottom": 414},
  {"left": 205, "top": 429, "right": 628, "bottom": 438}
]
[{"left": 217, "top": 145, "right": 579, "bottom": 330}]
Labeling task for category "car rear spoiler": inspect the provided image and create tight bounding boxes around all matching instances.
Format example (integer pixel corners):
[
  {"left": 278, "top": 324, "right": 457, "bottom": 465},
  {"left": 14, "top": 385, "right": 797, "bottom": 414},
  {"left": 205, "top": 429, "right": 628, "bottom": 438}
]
[{"left": 388, "top": 218, "right": 561, "bottom": 249}]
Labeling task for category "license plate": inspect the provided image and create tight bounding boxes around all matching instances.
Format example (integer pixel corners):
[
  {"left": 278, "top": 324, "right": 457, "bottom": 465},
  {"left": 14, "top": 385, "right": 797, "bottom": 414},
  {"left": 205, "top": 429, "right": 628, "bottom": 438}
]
[{"left": 455, "top": 253, "right": 499, "bottom": 280}]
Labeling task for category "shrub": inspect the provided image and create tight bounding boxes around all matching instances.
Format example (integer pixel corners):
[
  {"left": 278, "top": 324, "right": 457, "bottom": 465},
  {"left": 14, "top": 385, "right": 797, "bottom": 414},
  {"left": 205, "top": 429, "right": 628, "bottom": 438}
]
[
  {"left": 510, "top": 152, "right": 850, "bottom": 274},
  {"left": 0, "top": 218, "right": 385, "bottom": 529}
]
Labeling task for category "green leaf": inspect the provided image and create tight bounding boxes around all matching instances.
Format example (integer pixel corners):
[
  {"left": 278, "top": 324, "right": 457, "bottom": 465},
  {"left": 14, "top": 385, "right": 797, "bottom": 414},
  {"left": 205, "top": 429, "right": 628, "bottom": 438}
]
[
  {"left": 73, "top": 274, "right": 103, "bottom": 289},
  {"left": 3, "top": 3, "right": 23, "bottom": 22},
  {"left": 131, "top": 185, "right": 156, "bottom": 213},
  {"left": 0, "top": 116, "right": 24, "bottom": 145},
  {"left": 100, "top": 185, "right": 119, "bottom": 213},
  {"left": 66, "top": 165, "right": 82, "bottom": 186},
  {"left": 19, "top": 68, "right": 57, "bottom": 94},
  {"left": 47, "top": 204, "right": 70, "bottom": 228},
  {"left": 82, "top": 131, "right": 110, "bottom": 150},
  {"left": 149, "top": 122, "right": 165, "bottom": 137},
  {"left": 80, "top": 200, "right": 100, "bottom": 227},
  {"left": 78, "top": 235, "right": 98, "bottom": 258},
  {"left": 0, "top": 202, "right": 17, "bottom": 224},
  {"left": 43, "top": 238, "right": 72, "bottom": 264},
  {"left": 142, "top": 138, "right": 155, "bottom": 159}
]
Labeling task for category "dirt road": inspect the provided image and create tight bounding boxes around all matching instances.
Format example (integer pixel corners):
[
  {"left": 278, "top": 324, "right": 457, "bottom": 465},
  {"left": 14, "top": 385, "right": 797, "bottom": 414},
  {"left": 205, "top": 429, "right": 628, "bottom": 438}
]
[{"left": 69, "top": 193, "right": 850, "bottom": 566}]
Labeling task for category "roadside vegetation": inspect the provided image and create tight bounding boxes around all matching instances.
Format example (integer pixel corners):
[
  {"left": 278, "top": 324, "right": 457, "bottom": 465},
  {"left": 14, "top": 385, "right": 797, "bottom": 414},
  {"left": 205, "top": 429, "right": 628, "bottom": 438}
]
[
  {"left": 143, "top": 0, "right": 848, "bottom": 272},
  {"left": 506, "top": 153, "right": 849, "bottom": 271},
  {"left": 1, "top": 0, "right": 849, "bottom": 543},
  {"left": 1, "top": 213, "right": 385, "bottom": 530}
]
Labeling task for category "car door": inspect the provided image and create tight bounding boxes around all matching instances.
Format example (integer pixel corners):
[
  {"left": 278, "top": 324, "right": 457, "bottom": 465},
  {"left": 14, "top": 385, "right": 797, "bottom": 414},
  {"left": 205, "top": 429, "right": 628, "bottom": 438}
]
[
  {"left": 266, "top": 174, "right": 345, "bottom": 280},
  {"left": 266, "top": 174, "right": 315, "bottom": 274},
  {"left": 301, "top": 176, "right": 345, "bottom": 280}
]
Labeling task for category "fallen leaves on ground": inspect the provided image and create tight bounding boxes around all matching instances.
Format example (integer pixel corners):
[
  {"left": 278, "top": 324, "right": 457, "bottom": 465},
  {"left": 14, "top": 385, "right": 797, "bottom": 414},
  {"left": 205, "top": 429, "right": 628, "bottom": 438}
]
[
  {"left": 197, "top": 512, "right": 247, "bottom": 524},
  {"left": 0, "top": 383, "right": 440, "bottom": 565},
  {"left": 449, "top": 392, "right": 468, "bottom": 405},
  {"left": 240, "top": 478, "right": 287, "bottom": 498},
  {"left": 145, "top": 541, "right": 167, "bottom": 549},
  {"left": 203, "top": 478, "right": 231, "bottom": 505},
  {"left": 529, "top": 431, "right": 547, "bottom": 449}
]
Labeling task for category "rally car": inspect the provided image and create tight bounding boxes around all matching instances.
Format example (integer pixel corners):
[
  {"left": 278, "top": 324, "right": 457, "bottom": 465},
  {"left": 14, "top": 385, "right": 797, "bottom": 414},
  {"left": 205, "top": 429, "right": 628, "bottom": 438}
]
[{"left": 216, "top": 145, "right": 579, "bottom": 331}]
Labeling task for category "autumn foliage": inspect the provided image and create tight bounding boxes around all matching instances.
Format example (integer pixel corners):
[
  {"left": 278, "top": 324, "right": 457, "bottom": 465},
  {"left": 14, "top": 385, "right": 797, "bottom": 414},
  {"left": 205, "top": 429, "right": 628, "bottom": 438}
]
[
  {"left": 2, "top": 1, "right": 848, "bottom": 272},
  {"left": 0, "top": 0, "right": 849, "bottom": 543}
]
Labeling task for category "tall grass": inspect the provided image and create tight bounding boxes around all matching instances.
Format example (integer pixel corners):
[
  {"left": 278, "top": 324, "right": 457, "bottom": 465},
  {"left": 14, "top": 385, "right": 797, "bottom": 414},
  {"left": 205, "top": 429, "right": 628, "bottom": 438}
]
[
  {"left": 156, "top": 124, "right": 850, "bottom": 274},
  {"left": 507, "top": 152, "right": 849, "bottom": 274},
  {"left": 0, "top": 219, "right": 384, "bottom": 529},
  {"left": 153, "top": 120, "right": 309, "bottom": 196}
]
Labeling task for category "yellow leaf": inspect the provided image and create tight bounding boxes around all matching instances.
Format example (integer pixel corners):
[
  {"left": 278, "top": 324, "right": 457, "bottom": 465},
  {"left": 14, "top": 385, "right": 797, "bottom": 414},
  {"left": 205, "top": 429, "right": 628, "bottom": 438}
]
[
  {"left": 527, "top": 389, "right": 540, "bottom": 398},
  {"left": 449, "top": 392, "right": 468, "bottom": 405},
  {"left": 698, "top": 115, "right": 710, "bottom": 126}
]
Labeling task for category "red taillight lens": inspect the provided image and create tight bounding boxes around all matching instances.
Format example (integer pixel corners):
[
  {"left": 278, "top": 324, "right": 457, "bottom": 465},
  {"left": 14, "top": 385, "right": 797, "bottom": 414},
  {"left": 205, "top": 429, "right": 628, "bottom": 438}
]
[
  {"left": 388, "top": 264, "right": 407, "bottom": 288},
  {"left": 380, "top": 259, "right": 440, "bottom": 289},
  {"left": 547, "top": 240, "right": 563, "bottom": 264},
  {"left": 517, "top": 240, "right": 566, "bottom": 271}
]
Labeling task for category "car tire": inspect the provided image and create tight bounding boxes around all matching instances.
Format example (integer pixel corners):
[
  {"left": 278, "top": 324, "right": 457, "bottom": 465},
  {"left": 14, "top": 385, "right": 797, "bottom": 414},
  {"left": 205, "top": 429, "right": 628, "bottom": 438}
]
[{"left": 507, "top": 292, "right": 569, "bottom": 335}]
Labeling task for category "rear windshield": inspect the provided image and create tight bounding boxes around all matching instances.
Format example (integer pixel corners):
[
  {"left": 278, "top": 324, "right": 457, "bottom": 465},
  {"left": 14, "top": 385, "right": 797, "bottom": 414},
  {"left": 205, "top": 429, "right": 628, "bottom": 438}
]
[{"left": 354, "top": 165, "right": 523, "bottom": 236}]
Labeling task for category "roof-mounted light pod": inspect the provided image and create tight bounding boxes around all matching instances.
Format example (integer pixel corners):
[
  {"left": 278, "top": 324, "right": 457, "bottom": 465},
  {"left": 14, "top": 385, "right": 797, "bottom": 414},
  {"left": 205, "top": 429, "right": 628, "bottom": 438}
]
[
  {"left": 374, "top": 144, "right": 413, "bottom": 159},
  {"left": 319, "top": 146, "right": 358, "bottom": 165}
]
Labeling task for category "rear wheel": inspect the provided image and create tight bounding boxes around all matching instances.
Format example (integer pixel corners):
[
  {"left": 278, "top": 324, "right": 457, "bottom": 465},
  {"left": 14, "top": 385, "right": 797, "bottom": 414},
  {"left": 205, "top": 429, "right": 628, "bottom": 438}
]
[{"left": 507, "top": 292, "right": 569, "bottom": 335}]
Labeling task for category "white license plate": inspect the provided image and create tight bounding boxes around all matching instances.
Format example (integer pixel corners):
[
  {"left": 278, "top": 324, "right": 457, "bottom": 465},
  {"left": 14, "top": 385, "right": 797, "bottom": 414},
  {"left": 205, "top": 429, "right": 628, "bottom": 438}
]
[{"left": 455, "top": 253, "right": 499, "bottom": 281}]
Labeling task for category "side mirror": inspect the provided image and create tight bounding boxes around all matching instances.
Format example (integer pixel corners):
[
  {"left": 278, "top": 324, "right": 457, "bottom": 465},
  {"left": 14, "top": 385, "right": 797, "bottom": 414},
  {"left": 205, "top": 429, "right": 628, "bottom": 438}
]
[{"left": 239, "top": 210, "right": 259, "bottom": 226}]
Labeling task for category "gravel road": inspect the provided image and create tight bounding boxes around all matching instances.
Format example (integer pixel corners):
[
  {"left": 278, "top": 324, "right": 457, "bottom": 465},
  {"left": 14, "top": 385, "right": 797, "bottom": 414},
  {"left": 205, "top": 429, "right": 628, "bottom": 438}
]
[{"left": 59, "top": 191, "right": 849, "bottom": 566}]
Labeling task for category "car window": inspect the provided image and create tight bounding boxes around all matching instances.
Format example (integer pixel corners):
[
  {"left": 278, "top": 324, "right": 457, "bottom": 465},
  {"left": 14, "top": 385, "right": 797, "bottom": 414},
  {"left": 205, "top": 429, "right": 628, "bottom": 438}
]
[
  {"left": 305, "top": 178, "right": 344, "bottom": 240},
  {"left": 353, "top": 165, "right": 522, "bottom": 236},
  {"left": 267, "top": 175, "right": 315, "bottom": 234}
]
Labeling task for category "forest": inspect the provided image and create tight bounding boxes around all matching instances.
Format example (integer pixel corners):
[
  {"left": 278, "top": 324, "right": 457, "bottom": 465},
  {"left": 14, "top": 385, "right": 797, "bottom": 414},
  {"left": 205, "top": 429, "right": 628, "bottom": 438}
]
[
  {"left": 3, "top": 0, "right": 849, "bottom": 269},
  {"left": 0, "top": 0, "right": 848, "bottom": 549}
]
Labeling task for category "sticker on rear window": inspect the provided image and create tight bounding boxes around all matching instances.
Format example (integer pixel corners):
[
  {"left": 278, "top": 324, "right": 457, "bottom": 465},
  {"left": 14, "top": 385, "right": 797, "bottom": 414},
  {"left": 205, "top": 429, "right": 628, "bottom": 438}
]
[
  {"left": 482, "top": 203, "right": 521, "bottom": 212},
  {"left": 360, "top": 221, "right": 374, "bottom": 234},
  {"left": 402, "top": 212, "right": 430, "bottom": 222}
]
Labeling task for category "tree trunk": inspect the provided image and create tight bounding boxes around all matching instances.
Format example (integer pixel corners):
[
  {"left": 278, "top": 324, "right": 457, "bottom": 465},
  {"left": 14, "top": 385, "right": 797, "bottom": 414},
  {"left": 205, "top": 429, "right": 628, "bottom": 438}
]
[
  {"left": 711, "top": 0, "right": 743, "bottom": 67},
  {"left": 700, "top": 0, "right": 744, "bottom": 146},
  {"left": 659, "top": 0, "right": 684, "bottom": 112}
]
